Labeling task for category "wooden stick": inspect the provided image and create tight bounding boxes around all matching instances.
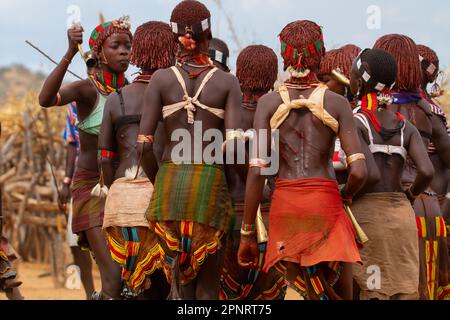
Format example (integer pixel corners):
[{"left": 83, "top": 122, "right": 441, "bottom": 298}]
[{"left": 25, "top": 40, "right": 83, "bottom": 80}]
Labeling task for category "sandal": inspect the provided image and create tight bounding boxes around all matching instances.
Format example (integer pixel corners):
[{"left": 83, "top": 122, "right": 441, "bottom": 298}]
[{"left": 91, "top": 291, "right": 115, "bottom": 300}]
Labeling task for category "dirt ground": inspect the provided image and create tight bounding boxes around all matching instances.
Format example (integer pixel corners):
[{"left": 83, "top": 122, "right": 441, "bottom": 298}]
[
  {"left": 0, "top": 262, "right": 102, "bottom": 300},
  {"left": 1, "top": 262, "right": 300, "bottom": 300}
]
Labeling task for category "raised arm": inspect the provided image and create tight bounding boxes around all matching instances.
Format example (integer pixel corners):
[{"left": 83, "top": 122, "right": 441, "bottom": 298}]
[
  {"left": 431, "top": 114, "right": 450, "bottom": 168},
  {"left": 238, "top": 94, "right": 272, "bottom": 269},
  {"left": 39, "top": 26, "right": 86, "bottom": 108},
  {"left": 137, "top": 72, "right": 164, "bottom": 184},
  {"left": 406, "top": 123, "right": 434, "bottom": 200},
  {"left": 98, "top": 94, "right": 118, "bottom": 188},
  {"left": 336, "top": 96, "right": 368, "bottom": 201}
]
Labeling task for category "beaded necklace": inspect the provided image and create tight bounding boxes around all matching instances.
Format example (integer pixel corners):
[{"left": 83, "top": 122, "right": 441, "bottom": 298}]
[{"left": 90, "top": 70, "right": 126, "bottom": 95}]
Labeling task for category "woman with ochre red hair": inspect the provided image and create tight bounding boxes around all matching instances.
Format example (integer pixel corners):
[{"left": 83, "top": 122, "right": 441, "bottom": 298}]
[{"left": 39, "top": 17, "right": 132, "bottom": 300}]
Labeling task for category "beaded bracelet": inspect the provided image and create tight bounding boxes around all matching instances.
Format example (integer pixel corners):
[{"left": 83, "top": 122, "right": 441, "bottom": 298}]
[
  {"left": 241, "top": 223, "right": 256, "bottom": 236},
  {"left": 98, "top": 150, "right": 116, "bottom": 160},
  {"left": 137, "top": 134, "right": 154, "bottom": 144},
  {"left": 249, "top": 158, "right": 269, "bottom": 169},
  {"left": 226, "top": 130, "right": 245, "bottom": 141},
  {"left": 62, "top": 56, "right": 72, "bottom": 65},
  {"left": 53, "top": 92, "right": 62, "bottom": 107},
  {"left": 346, "top": 153, "right": 366, "bottom": 166}
]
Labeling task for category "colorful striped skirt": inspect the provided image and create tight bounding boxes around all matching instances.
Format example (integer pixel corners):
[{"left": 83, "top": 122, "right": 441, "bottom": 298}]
[
  {"left": 414, "top": 192, "right": 450, "bottom": 300},
  {"left": 147, "top": 162, "right": 234, "bottom": 285},
  {"left": 0, "top": 237, "right": 19, "bottom": 291},
  {"left": 106, "top": 226, "right": 165, "bottom": 296},
  {"left": 147, "top": 162, "right": 234, "bottom": 231},
  {"left": 274, "top": 260, "right": 343, "bottom": 300},
  {"left": 220, "top": 203, "right": 286, "bottom": 300},
  {"left": 103, "top": 177, "right": 166, "bottom": 296},
  {"left": 72, "top": 168, "right": 105, "bottom": 249},
  {"left": 220, "top": 231, "right": 287, "bottom": 300}
]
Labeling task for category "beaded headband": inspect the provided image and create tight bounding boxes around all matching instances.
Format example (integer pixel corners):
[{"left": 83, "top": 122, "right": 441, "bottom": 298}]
[
  {"left": 355, "top": 49, "right": 395, "bottom": 92},
  {"left": 170, "top": 17, "right": 211, "bottom": 35},
  {"left": 89, "top": 16, "right": 131, "bottom": 50},
  {"left": 279, "top": 27, "right": 324, "bottom": 72}
]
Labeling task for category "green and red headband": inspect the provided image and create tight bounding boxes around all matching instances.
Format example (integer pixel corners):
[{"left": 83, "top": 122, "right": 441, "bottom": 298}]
[
  {"left": 280, "top": 32, "right": 324, "bottom": 72},
  {"left": 89, "top": 22, "right": 112, "bottom": 49},
  {"left": 89, "top": 17, "right": 131, "bottom": 50}
]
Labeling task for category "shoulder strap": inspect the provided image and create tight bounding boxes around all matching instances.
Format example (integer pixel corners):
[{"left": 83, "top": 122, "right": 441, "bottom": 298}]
[
  {"left": 306, "top": 84, "right": 339, "bottom": 134},
  {"left": 355, "top": 113, "right": 374, "bottom": 145},
  {"left": 278, "top": 85, "right": 292, "bottom": 106},
  {"left": 117, "top": 89, "right": 125, "bottom": 116},
  {"left": 193, "top": 68, "right": 218, "bottom": 100},
  {"left": 170, "top": 66, "right": 219, "bottom": 101},
  {"left": 308, "top": 84, "right": 328, "bottom": 107},
  {"left": 400, "top": 121, "right": 406, "bottom": 148},
  {"left": 271, "top": 84, "right": 339, "bottom": 134},
  {"left": 170, "top": 66, "right": 189, "bottom": 97}
]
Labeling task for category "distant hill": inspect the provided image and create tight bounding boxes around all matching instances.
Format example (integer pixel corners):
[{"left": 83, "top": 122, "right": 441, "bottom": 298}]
[{"left": 0, "top": 64, "right": 46, "bottom": 105}]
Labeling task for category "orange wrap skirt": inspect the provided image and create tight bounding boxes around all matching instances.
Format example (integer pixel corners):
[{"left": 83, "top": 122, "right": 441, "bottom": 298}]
[{"left": 264, "top": 178, "right": 361, "bottom": 272}]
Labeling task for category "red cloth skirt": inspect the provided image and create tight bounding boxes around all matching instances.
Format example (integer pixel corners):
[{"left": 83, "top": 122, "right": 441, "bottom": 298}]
[{"left": 263, "top": 178, "right": 361, "bottom": 272}]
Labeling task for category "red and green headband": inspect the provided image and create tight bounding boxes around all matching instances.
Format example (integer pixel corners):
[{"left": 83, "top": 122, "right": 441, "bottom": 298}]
[
  {"left": 280, "top": 32, "right": 324, "bottom": 72},
  {"left": 89, "top": 21, "right": 112, "bottom": 49},
  {"left": 88, "top": 17, "right": 131, "bottom": 50}
]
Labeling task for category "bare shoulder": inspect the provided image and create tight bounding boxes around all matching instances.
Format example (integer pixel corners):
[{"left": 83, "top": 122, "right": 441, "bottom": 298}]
[
  {"left": 73, "top": 78, "right": 97, "bottom": 100},
  {"left": 149, "top": 67, "right": 175, "bottom": 87},
  {"left": 214, "top": 69, "right": 240, "bottom": 89},
  {"left": 323, "top": 89, "right": 351, "bottom": 109},
  {"left": 403, "top": 119, "right": 420, "bottom": 139},
  {"left": 218, "top": 69, "right": 237, "bottom": 81},
  {"left": 417, "top": 98, "right": 433, "bottom": 116},
  {"left": 256, "top": 91, "right": 282, "bottom": 117},
  {"left": 76, "top": 78, "right": 95, "bottom": 91},
  {"left": 151, "top": 68, "right": 173, "bottom": 82},
  {"left": 105, "top": 90, "right": 120, "bottom": 107},
  {"left": 323, "top": 89, "right": 352, "bottom": 118}
]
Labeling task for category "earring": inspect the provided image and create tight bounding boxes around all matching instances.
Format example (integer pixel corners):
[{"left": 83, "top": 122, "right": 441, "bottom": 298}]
[
  {"left": 101, "top": 50, "right": 109, "bottom": 65},
  {"left": 356, "top": 80, "right": 363, "bottom": 99}
]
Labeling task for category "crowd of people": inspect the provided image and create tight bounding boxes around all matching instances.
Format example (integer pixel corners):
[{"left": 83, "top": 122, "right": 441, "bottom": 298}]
[{"left": 1, "top": 0, "right": 449, "bottom": 300}]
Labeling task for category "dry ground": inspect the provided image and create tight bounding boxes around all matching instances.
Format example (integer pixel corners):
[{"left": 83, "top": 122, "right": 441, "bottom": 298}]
[{"left": 1, "top": 262, "right": 300, "bottom": 300}]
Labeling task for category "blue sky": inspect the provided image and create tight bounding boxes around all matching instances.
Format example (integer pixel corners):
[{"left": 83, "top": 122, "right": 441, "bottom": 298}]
[{"left": 1, "top": 0, "right": 449, "bottom": 81}]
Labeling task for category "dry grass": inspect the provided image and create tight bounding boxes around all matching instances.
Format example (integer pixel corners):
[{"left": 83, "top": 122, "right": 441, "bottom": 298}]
[
  {"left": 1, "top": 90, "right": 66, "bottom": 138},
  {"left": 434, "top": 69, "right": 450, "bottom": 120}
]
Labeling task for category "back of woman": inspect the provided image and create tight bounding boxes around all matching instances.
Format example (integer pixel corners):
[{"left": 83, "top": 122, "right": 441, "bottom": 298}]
[
  {"left": 99, "top": 21, "right": 177, "bottom": 299},
  {"left": 374, "top": 34, "right": 450, "bottom": 300},
  {"left": 349, "top": 48, "right": 433, "bottom": 300},
  {"left": 373, "top": 34, "right": 433, "bottom": 187}
]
